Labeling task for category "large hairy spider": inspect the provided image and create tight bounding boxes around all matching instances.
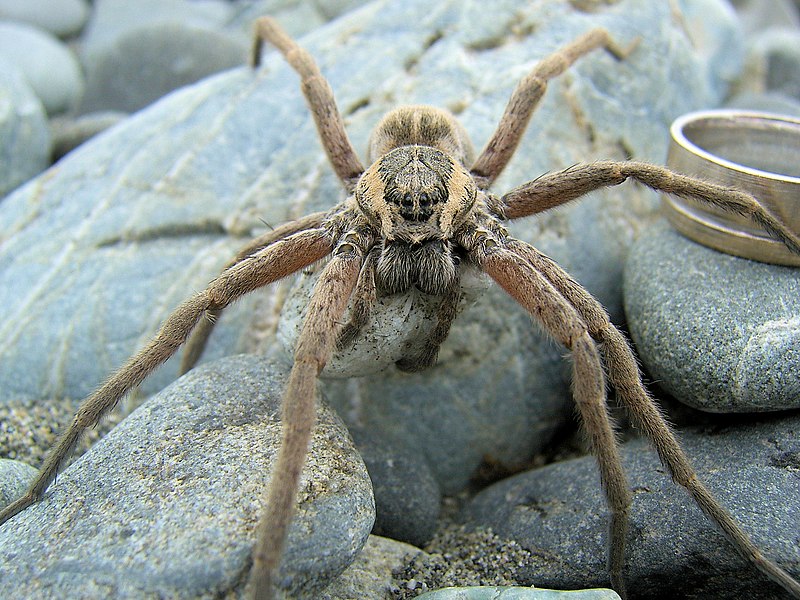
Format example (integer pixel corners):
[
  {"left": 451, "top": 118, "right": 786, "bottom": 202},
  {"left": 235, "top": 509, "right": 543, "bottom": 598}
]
[{"left": 2, "top": 16, "right": 799, "bottom": 600}]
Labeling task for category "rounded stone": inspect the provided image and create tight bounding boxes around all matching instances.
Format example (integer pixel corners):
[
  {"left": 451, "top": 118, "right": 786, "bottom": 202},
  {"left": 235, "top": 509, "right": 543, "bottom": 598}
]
[
  {"left": 0, "top": 459, "right": 37, "bottom": 510},
  {"left": 350, "top": 426, "right": 441, "bottom": 547},
  {"left": 0, "top": 55, "right": 51, "bottom": 196},
  {"left": 463, "top": 413, "right": 800, "bottom": 599},
  {"left": 79, "top": 22, "right": 247, "bottom": 113},
  {"left": 624, "top": 223, "right": 800, "bottom": 412},
  {"left": 749, "top": 28, "right": 800, "bottom": 99},
  {"left": 0, "top": 355, "right": 375, "bottom": 599},
  {"left": 0, "top": 21, "right": 84, "bottom": 114},
  {"left": 0, "top": 0, "right": 90, "bottom": 37}
]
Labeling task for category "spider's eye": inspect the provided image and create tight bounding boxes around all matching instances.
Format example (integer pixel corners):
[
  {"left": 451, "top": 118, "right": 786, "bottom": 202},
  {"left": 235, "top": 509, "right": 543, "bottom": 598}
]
[
  {"left": 402, "top": 192, "right": 414, "bottom": 208},
  {"left": 419, "top": 192, "right": 431, "bottom": 207}
]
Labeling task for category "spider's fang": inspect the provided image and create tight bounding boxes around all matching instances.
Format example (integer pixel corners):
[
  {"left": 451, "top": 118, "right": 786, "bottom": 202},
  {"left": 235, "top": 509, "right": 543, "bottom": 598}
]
[
  {"left": 334, "top": 230, "right": 370, "bottom": 256},
  {"left": 334, "top": 242, "right": 358, "bottom": 256},
  {"left": 475, "top": 227, "right": 500, "bottom": 249}
]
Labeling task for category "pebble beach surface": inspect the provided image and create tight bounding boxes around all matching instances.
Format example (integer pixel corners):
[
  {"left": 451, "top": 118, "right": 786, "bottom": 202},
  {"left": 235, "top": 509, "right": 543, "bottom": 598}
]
[{"left": 1, "top": 1, "right": 799, "bottom": 599}]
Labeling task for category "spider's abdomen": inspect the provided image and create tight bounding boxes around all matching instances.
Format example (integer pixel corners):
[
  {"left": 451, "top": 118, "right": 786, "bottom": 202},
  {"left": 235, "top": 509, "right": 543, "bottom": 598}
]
[{"left": 375, "top": 240, "right": 458, "bottom": 296}]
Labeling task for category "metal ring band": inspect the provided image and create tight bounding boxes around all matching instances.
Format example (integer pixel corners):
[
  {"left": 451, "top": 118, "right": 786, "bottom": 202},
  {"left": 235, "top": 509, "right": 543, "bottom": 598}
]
[{"left": 663, "top": 109, "right": 800, "bottom": 266}]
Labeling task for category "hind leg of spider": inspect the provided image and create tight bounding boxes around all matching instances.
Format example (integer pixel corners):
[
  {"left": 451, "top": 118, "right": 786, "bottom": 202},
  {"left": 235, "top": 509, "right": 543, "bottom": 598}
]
[
  {"left": 180, "top": 211, "right": 328, "bottom": 374},
  {"left": 252, "top": 17, "right": 364, "bottom": 190},
  {"left": 470, "top": 29, "right": 635, "bottom": 188},
  {"left": 508, "top": 239, "right": 800, "bottom": 598},
  {"left": 474, "top": 240, "right": 633, "bottom": 596},
  {"left": 0, "top": 229, "right": 333, "bottom": 528}
]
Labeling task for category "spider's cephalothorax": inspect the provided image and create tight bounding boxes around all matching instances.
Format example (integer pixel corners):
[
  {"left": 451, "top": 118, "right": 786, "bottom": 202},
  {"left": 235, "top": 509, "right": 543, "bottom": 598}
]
[
  {"left": 354, "top": 107, "right": 479, "bottom": 296},
  {"left": 357, "top": 108, "right": 479, "bottom": 236},
  {"left": 3, "top": 16, "right": 800, "bottom": 600}
]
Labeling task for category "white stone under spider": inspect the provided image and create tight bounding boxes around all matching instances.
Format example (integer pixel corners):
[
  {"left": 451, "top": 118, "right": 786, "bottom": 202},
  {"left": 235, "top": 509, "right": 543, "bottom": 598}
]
[{"left": 276, "top": 260, "right": 491, "bottom": 377}]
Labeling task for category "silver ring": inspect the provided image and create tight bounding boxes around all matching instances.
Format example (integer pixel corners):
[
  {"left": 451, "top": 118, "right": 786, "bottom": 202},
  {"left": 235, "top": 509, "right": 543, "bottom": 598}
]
[{"left": 662, "top": 109, "right": 800, "bottom": 266}]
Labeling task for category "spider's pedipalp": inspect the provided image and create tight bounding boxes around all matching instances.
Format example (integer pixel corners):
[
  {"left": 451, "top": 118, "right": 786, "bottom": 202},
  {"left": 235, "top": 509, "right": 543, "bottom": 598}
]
[
  {"left": 336, "top": 246, "right": 380, "bottom": 351},
  {"left": 249, "top": 230, "right": 368, "bottom": 599}
]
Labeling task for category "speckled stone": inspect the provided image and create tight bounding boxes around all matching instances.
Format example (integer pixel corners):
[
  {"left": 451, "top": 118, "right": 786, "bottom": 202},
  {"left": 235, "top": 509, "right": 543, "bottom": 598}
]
[
  {"left": 624, "top": 223, "right": 800, "bottom": 412},
  {"left": 326, "top": 534, "right": 423, "bottom": 600},
  {"left": 463, "top": 412, "right": 800, "bottom": 599},
  {"left": 0, "top": 459, "right": 37, "bottom": 510},
  {"left": 416, "top": 588, "right": 620, "bottom": 600},
  {"left": 349, "top": 425, "right": 441, "bottom": 546},
  {"left": 0, "top": 355, "right": 375, "bottom": 599}
]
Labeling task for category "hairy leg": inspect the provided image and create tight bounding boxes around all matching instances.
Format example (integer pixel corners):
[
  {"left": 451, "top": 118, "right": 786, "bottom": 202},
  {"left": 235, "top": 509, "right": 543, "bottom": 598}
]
[
  {"left": 470, "top": 29, "right": 632, "bottom": 188},
  {"left": 507, "top": 238, "right": 800, "bottom": 598},
  {"left": 249, "top": 234, "right": 367, "bottom": 600},
  {"left": 0, "top": 228, "right": 333, "bottom": 527},
  {"left": 181, "top": 210, "right": 328, "bottom": 374},
  {"left": 252, "top": 17, "right": 364, "bottom": 190},
  {"left": 499, "top": 160, "right": 800, "bottom": 253},
  {"left": 473, "top": 240, "right": 632, "bottom": 595}
]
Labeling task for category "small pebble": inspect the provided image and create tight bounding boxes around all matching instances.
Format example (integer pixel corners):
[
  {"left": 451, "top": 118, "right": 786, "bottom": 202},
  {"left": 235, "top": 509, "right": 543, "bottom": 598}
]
[{"left": 0, "top": 21, "right": 84, "bottom": 115}]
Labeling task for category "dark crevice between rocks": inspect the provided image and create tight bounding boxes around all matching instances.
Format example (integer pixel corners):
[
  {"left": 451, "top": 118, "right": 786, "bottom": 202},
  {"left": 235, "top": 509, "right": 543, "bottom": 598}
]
[{"left": 96, "top": 220, "right": 229, "bottom": 247}]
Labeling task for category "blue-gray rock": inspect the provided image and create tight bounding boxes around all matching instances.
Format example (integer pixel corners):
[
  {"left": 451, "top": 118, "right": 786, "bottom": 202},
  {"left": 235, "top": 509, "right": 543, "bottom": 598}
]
[
  {"left": 0, "top": 0, "right": 743, "bottom": 506},
  {"left": 463, "top": 412, "right": 800, "bottom": 599},
  {"left": 224, "top": 0, "right": 372, "bottom": 33},
  {"left": 748, "top": 28, "right": 800, "bottom": 99},
  {"left": 78, "top": 0, "right": 243, "bottom": 113},
  {"left": 0, "top": 21, "right": 84, "bottom": 115},
  {"left": 0, "top": 56, "right": 51, "bottom": 197},
  {"left": 624, "top": 223, "right": 800, "bottom": 412},
  {"left": 326, "top": 534, "right": 424, "bottom": 599},
  {"left": 416, "top": 588, "right": 620, "bottom": 600},
  {"left": 79, "top": 22, "right": 247, "bottom": 113},
  {"left": 80, "top": 0, "right": 233, "bottom": 54},
  {"left": 725, "top": 90, "right": 800, "bottom": 117},
  {"left": 0, "top": 0, "right": 90, "bottom": 38},
  {"left": 0, "top": 355, "right": 375, "bottom": 599},
  {"left": 49, "top": 110, "right": 129, "bottom": 159},
  {"left": 0, "top": 459, "right": 37, "bottom": 510},
  {"left": 349, "top": 426, "right": 441, "bottom": 546},
  {"left": 733, "top": 0, "right": 799, "bottom": 34}
]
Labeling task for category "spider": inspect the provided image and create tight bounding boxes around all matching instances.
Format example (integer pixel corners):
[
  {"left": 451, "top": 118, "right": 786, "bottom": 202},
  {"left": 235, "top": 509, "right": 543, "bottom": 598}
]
[{"left": 2, "top": 16, "right": 799, "bottom": 600}]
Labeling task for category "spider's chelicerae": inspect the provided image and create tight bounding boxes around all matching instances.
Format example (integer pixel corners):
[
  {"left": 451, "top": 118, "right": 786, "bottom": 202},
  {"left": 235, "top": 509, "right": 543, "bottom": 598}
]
[{"left": 2, "top": 16, "right": 800, "bottom": 600}]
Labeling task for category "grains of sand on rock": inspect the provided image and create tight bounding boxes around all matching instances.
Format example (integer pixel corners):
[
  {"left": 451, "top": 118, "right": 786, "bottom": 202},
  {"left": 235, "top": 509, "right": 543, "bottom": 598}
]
[
  {"left": 0, "top": 398, "right": 124, "bottom": 468},
  {"left": 391, "top": 524, "right": 534, "bottom": 598}
]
